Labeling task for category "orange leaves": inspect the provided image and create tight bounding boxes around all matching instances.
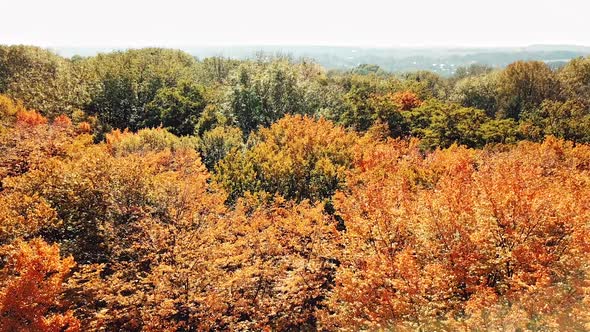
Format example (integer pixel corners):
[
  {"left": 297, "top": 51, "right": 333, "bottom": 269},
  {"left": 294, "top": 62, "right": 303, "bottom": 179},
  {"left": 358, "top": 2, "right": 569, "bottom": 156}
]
[
  {"left": 76, "top": 121, "right": 92, "bottom": 134},
  {"left": 0, "top": 193, "right": 59, "bottom": 244},
  {"left": 0, "top": 114, "right": 89, "bottom": 185},
  {"left": 16, "top": 109, "right": 48, "bottom": 126},
  {"left": 367, "top": 91, "right": 422, "bottom": 116},
  {"left": 52, "top": 114, "right": 72, "bottom": 128},
  {"left": 392, "top": 91, "right": 423, "bottom": 111},
  {"left": 2, "top": 108, "right": 590, "bottom": 330},
  {"left": 0, "top": 238, "right": 80, "bottom": 332},
  {"left": 197, "top": 199, "right": 339, "bottom": 330},
  {"left": 323, "top": 137, "right": 590, "bottom": 329}
]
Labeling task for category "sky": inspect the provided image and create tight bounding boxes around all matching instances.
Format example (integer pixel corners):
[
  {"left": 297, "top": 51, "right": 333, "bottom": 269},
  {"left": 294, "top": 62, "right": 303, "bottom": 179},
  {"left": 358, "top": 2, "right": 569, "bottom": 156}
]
[{"left": 1, "top": 0, "right": 588, "bottom": 47}]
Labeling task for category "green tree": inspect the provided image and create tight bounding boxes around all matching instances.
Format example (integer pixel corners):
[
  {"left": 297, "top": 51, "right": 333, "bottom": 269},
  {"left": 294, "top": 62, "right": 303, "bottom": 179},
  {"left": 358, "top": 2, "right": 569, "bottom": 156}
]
[
  {"left": 480, "top": 118, "right": 520, "bottom": 144},
  {"left": 84, "top": 48, "right": 199, "bottom": 131},
  {"left": 450, "top": 71, "right": 500, "bottom": 117},
  {"left": 497, "top": 61, "right": 559, "bottom": 119},
  {"left": 224, "top": 59, "right": 308, "bottom": 135},
  {"left": 405, "top": 100, "right": 490, "bottom": 149},
  {"left": 340, "top": 84, "right": 377, "bottom": 131},
  {"left": 401, "top": 70, "right": 449, "bottom": 100},
  {"left": 452, "top": 63, "right": 494, "bottom": 81},
  {"left": 0, "top": 45, "right": 87, "bottom": 118},
  {"left": 144, "top": 81, "right": 207, "bottom": 136},
  {"left": 520, "top": 99, "right": 590, "bottom": 142},
  {"left": 558, "top": 56, "right": 590, "bottom": 107},
  {"left": 351, "top": 64, "right": 387, "bottom": 76},
  {"left": 199, "top": 126, "right": 243, "bottom": 170}
]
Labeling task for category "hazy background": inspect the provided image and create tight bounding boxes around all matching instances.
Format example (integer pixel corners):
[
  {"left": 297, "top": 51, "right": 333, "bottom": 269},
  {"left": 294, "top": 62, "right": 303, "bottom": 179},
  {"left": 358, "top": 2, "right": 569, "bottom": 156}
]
[
  {"left": 3, "top": 0, "right": 589, "bottom": 47},
  {"left": 3, "top": 0, "right": 589, "bottom": 74}
]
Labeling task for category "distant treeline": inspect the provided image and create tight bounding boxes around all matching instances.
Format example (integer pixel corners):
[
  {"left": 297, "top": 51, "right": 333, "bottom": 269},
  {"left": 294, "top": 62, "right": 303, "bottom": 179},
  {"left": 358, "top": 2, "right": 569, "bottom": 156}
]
[
  {"left": 1, "top": 44, "right": 590, "bottom": 150},
  {"left": 54, "top": 45, "right": 590, "bottom": 75}
]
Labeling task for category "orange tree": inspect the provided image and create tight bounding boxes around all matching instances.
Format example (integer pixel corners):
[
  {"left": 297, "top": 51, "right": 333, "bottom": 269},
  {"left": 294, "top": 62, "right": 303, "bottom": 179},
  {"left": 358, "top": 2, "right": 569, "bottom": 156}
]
[
  {"left": 321, "top": 137, "right": 590, "bottom": 330},
  {"left": 0, "top": 238, "right": 80, "bottom": 332}
]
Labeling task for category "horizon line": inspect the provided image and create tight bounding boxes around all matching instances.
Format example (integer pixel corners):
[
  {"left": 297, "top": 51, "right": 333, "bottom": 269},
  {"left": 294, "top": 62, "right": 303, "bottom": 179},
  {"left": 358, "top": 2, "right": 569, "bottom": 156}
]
[{"left": 4, "top": 43, "right": 590, "bottom": 50}]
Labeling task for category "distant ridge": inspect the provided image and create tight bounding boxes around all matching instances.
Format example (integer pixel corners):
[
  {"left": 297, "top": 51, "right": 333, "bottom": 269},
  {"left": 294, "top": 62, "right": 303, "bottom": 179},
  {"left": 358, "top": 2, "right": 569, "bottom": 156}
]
[{"left": 48, "top": 44, "right": 590, "bottom": 76}]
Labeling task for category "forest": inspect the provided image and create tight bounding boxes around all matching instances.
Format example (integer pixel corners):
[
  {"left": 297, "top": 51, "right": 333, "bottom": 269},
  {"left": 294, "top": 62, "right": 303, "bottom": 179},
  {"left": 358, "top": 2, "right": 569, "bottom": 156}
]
[{"left": 0, "top": 45, "right": 590, "bottom": 331}]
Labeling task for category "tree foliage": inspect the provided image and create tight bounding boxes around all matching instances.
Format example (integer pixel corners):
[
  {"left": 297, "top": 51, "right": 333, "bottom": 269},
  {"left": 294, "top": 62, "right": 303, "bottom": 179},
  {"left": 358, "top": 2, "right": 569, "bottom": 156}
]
[
  {"left": 0, "top": 46, "right": 87, "bottom": 118},
  {"left": 2, "top": 47, "right": 590, "bottom": 331},
  {"left": 83, "top": 48, "right": 199, "bottom": 132},
  {"left": 214, "top": 115, "right": 358, "bottom": 203},
  {"left": 322, "top": 137, "right": 590, "bottom": 330},
  {"left": 0, "top": 238, "right": 80, "bottom": 332}
]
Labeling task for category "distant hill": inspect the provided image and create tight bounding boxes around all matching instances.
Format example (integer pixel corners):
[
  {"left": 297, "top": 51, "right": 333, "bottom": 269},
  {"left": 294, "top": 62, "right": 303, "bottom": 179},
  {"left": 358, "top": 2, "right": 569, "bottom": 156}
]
[{"left": 52, "top": 45, "right": 590, "bottom": 76}]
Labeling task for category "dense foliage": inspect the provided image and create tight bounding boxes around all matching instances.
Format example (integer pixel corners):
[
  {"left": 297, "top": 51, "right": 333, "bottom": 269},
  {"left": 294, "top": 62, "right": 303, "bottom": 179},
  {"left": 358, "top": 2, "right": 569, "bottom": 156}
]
[
  {"left": 1, "top": 46, "right": 590, "bottom": 331},
  {"left": 2, "top": 46, "right": 589, "bottom": 147}
]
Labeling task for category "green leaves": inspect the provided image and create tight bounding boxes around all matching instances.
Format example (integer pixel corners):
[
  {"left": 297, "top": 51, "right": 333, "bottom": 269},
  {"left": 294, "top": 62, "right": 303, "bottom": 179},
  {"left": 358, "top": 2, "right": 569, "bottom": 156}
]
[
  {"left": 145, "top": 81, "right": 206, "bottom": 136},
  {"left": 214, "top": 115, "right": 357, "bottom": 204},
  {"left": 224, "top": 59, "right": 322, "bottom": 135},
  {"left": 405, "top": 99, "right": 490, "bottom": 149},
  {"left": 0, "top": 45, "right": 88, "bottom": 118},
  {"left": 84, "top": 48, "right": 200, "bottom": 132}
]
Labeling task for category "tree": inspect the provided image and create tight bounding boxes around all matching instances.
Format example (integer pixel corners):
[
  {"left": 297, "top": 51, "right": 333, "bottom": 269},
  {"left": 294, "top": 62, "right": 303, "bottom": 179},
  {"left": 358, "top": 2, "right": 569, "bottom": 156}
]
[
  {"left": 199, "top": 125, "right": 243, "bottom": 170},
  {"left": 452, "top": 64, "right": 494, "bottom": 81},
  {"left": 558, "top": 56, "right": 590, "bottom": 109},
  {"left": 520, "top": 99, "right": 590, "bottom": 142},
  {"left": 224, "top": 59, "right": 320, "bottom": 135},
  {"left": 401, "top": 70, "right": 449, "bottom": 100},
  {"left": 105, "top": 127, "right": 200, "bottom": 156},
  {"left": 0, "top": 46, "right": 88, "bottom": 118},
  {"left": 0, "top": 94, "right": 25, "bottom": 126},
  {"left": 497, "top": 61, "right": 559, "bottom": 119},
  {"left": 340, "top": 84, "right": 378, "bottom": 132},
  {"left": 366, "top": 91, "right": 420, "bottom": 137},
  {"left": 214, "top": 115, "right": 358, "bottom": 204},
  {"left": 196, "top": 56, "right": 241, "bottom": 84},
  {"left": 0, "top": 238, "right": 80, "bottom": 332},
  {"left": 321, "top": 138, "right": 590, "bottom": 330},
  {"left": 0, "top": 112, "right": 84, "bottom": 188},
  {"left": 144, "top": 81, "right": 207, "bottom": 136},
  {"left": 450, "top": 71, "right": 500, "bottom": 117},
  {"left": 405, "top": 100, "right": 491, "bottom": 149},
  {"left": 0, "top": 193, "right": 59, "bottom": 245},
  {"left": 84, "top": 48, "right": 199, "bottom": 131},
  {"left": 351, "top": 64, "right": 387, "bottom": 76},
  {"left": 480, "top": 119, "right": 520, "bottom": 144}
]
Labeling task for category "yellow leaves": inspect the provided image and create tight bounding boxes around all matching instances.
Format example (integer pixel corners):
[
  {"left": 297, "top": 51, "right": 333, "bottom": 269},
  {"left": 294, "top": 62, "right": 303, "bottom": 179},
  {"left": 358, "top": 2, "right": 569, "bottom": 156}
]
[
  {"left": 215, "top": 114, "right": 358, "bottom": 203},
  {"left": 106, "top": 127, "right": 200, "bottom": 157},
  {"left": 0, "top": 193, "right": 59, "bottom": 244},
  {"left": 0, "top": 94, "right": 26, "bottom": 121}
]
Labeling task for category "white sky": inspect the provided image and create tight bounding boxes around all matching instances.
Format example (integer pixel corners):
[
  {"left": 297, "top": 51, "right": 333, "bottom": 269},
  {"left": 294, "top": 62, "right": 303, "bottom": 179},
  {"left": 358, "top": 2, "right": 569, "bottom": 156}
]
[{"left": 1, "top": 0, "right": 588, "bottom": 47}]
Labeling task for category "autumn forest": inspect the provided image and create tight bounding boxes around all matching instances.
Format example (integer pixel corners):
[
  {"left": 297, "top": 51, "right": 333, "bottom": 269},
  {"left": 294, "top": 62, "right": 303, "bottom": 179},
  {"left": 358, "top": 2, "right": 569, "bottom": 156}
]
[{"left": 1, "top": 45, "right": 590, "bottom": 331}]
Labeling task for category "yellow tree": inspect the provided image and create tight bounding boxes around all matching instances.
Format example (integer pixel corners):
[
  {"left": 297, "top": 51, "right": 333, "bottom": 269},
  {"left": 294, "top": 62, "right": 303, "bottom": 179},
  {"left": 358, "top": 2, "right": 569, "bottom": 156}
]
[{"left": 215, "top": 114, "right": 358, "bottom": 203}]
